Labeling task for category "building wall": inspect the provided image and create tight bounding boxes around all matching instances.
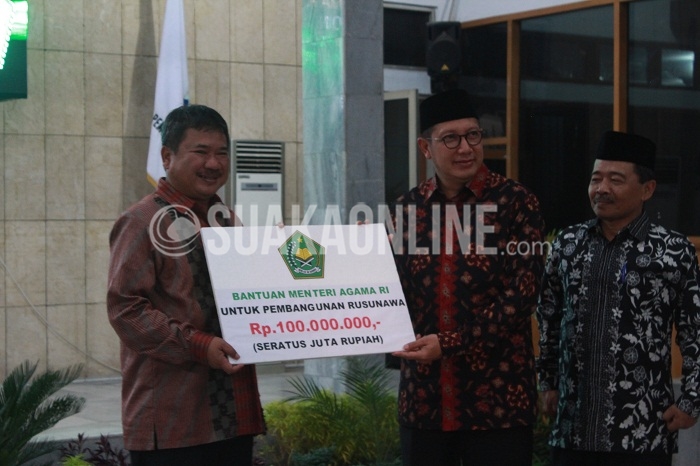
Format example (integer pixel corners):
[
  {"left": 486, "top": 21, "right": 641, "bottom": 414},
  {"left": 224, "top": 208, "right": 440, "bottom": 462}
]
[
  {"left": 0, "top": 0, "right": 620, "bottom": 379},
  {"left": 0, "top": 0, "right": 304, "bottom": 379}
]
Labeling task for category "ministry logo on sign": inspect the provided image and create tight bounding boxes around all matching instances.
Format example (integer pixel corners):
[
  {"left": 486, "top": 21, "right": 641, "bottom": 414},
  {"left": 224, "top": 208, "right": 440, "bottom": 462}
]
[{"left": 279, "top": 231, "right": 325, "bottom": 279}]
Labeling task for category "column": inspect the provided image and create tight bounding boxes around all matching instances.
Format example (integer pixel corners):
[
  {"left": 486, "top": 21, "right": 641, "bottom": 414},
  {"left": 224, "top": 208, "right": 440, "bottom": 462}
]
[{"left": 301, "top": 0, "right": 384, "bottom": 391}]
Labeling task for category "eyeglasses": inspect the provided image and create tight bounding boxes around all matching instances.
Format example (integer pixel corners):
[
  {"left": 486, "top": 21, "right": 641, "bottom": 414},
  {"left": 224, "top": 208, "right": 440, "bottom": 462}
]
[{"left": 425, "top": 129, "right": 485, "bottom": 149}]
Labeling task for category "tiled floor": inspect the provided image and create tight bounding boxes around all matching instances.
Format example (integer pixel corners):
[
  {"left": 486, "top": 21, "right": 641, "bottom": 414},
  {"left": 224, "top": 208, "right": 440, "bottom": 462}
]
[{"left": 38, "top": 364, "right": 304, "bottom": 443}]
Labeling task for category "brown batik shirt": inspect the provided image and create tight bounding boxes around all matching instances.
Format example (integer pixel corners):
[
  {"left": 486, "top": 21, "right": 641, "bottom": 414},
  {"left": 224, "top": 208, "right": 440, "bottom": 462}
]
[{"left": 107, "top": 179, "right": 265, "bottom": 450}]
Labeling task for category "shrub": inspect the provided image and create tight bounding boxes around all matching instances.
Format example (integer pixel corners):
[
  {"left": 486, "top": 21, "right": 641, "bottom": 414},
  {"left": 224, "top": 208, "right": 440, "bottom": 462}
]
[
  {"left": 61, "top": 455, "right": 92, "bottom": 466},
  {"left": 532, "top": 410, "right": 553, "bottom": 466},
  {"left": 60, "top": 433, "right": 130, "bottom": 466},
  {"left": 0, "top": 360, "right": 85, "bottom": 466},
  {"left": 289, "top": 446, "right": 335, "bottom": 466},
  {"left": 258, "top": 357, "right": 400, "bottom": 466}
]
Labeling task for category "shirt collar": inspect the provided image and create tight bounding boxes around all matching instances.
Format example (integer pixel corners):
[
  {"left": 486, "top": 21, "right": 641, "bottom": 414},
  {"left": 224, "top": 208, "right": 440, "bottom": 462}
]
[
  {"left": 421, "top": 164, "right": 491, "bottom": 201},
  {"left": 588, "top": 210, "right": 651, "bottom": 242},
  {"left": 155, "top": 178, "right": 224, "bottom": 219}
]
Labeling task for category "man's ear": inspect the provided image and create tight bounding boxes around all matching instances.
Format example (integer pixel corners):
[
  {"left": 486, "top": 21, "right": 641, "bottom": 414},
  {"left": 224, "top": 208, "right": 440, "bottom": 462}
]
[
  {"left": 161, "top": 146, "right": 172, "bottom": 171},
  {"left": 417, "top": 137, "right": 431, "bottom": 160},
  {"left": 641, "top": 179, "right": 656, "bottom": 202}
]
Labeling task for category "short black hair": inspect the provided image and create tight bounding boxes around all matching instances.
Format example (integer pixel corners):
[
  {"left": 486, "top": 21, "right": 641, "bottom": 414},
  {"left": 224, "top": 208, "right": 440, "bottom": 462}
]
[
  {"left": 160, "top": 105, "right": 230, "bottom": 152},
  {"left": 634, "top": 164, "right": 656, "bottom": 184}
]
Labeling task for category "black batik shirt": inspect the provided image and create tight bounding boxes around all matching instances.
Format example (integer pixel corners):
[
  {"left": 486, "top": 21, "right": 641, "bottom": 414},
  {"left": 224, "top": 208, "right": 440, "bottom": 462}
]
[
  {"left": 537, "top": 211, "right": 700, "bottom": 454},
  {"left": 393, "top": 166, "right": 545, "bottom": 431}
]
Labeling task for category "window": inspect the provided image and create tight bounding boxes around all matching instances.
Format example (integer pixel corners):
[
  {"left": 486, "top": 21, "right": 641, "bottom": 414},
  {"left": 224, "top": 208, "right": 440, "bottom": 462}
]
[
  {"left": 519, "top": 6, "right": 613, "bottom": 230},
  {"left": 460, "top": 0, "right": 700, "bottom": 236},
  {"left": 460, "top": 23, "right": 508, "bottom": 138},
  {"left": 629, "top": 0, "right": 700, "bottom": 235}
]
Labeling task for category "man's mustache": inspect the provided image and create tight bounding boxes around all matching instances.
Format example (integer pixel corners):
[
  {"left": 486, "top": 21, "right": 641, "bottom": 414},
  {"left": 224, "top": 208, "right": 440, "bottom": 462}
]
[{"left": 594, "top": 194, "right": 614, "bottom": 203}]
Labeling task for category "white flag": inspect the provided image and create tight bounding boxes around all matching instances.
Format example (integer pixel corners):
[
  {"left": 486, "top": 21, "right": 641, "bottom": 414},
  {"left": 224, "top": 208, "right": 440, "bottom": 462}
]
[{"left": 147, "top": 0, "right": 189, "bottom": 186}]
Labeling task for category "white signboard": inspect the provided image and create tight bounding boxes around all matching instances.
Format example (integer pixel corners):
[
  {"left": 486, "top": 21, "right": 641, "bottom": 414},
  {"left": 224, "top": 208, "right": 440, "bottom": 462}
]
[{"left": 201, "top": 224, "right": 416, "bottom": 364}]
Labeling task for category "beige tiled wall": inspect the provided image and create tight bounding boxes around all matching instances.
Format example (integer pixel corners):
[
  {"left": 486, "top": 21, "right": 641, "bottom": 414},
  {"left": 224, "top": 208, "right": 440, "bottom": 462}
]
[
  {"left": 232, "top": 0, "right": 263, "bottom": 63},
  {"left": 5, "top": 222, "right": 46, "bottom": 307},
  {"left": 6, "top": 306, "right": 47, "bottom": 373},
  {"left": 0, "top": 0, "right": 303, "bottom": 379},
  {"left": 47, "top": 304, "right": 87, "bottom": 370},
  {"left": 5, "top": 136, "right": 45, "bottom": 219}
]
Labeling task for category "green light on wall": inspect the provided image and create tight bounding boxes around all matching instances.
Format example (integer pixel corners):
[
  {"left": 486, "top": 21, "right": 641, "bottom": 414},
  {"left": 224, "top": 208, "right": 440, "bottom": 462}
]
[
  {"left": 0, "top": 0, "right": 28, "bottom": 100},
  {"left": 0, "top": 0, "right": 27, "bottom": 70},
  {"left": 11, "top": 0, "right": 28, "bottom": 38}
]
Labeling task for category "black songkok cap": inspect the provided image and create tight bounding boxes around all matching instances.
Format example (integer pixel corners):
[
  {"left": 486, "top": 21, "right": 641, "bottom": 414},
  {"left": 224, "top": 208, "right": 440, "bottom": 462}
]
[
  {"left": 596, "top": 130, "right": 656, "bottom": 171},
  {"left": 419, "top": 89, "right": 478, "bottom": 133}
]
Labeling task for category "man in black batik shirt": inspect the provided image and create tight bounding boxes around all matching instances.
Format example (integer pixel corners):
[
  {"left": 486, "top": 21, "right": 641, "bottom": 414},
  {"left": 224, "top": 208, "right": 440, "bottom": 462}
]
[{"left": 537, "top": 130, "right": 700, "bottom": 466}]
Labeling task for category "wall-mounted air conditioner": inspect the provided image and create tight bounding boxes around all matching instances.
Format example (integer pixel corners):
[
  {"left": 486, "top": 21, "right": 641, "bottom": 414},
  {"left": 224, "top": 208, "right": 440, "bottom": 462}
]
[{"left": 231, "top": 140, "right": 284, "bottom": 227}]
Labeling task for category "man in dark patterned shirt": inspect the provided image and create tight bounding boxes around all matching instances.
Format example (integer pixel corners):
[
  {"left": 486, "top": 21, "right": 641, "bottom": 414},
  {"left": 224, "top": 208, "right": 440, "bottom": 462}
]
[
  {"left": 391, "top": 89, "right": 545, "bottom": 466},
  {"left": 537, "top": 131, "right": 700, "bottom": 466},
  {"left": 108, "top": 105, "right": 264, "bottom": 465}
]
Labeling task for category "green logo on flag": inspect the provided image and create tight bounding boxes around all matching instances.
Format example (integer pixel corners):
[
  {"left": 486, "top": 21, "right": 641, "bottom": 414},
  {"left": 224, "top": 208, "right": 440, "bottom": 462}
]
[{"left": 278, "top": 231, "right": 325, "bottom": 279}]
